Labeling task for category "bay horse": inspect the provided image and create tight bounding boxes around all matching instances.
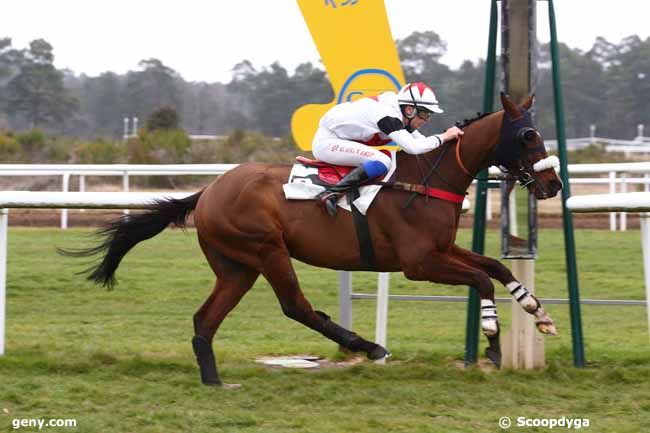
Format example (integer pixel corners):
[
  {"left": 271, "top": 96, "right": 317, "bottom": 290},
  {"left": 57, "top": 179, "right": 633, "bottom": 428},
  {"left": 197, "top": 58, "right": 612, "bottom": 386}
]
[{"left": 62, "top": 93, "right": 562, "bottom": 386}]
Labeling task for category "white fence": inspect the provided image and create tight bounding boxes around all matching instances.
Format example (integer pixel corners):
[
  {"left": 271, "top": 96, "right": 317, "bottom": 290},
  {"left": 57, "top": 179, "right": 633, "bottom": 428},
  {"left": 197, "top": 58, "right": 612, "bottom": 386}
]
[
  {"left": 567, "top": 192, "right": 650, "bottom": 335},
  {"left": 3, "top": 162, "right": 650, "bottom": 231},
  {"left": 544, "top": 124, "right": 650, "bottom": 153},
  {"left": 0, "top": 164, "right": 236, "bottom": 228}
]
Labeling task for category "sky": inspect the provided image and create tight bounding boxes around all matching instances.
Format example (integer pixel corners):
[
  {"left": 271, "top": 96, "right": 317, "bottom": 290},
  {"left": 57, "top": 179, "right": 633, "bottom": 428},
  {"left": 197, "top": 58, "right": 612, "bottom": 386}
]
[{"left": 3, "top": 1, "right": 649, "bottom": 83}]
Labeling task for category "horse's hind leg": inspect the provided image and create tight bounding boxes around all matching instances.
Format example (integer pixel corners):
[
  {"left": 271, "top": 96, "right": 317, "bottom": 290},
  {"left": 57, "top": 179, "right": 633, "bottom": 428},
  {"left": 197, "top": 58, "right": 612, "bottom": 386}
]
[
  {"left": 260, "top": 243, "right": 389, "bottom": 360},
  {"left": 192, "top": 240, "right": 260, "bottom": 386}
]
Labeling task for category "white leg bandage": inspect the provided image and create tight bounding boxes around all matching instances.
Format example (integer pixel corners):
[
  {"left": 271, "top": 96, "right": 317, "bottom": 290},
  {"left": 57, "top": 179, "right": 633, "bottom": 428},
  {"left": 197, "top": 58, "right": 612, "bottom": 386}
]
[
  {"left": 480, "top": 299, "right": 499, "bottom": 337},
  {"left": 506, "top": 281, "right": 539, "bottom": 313}
]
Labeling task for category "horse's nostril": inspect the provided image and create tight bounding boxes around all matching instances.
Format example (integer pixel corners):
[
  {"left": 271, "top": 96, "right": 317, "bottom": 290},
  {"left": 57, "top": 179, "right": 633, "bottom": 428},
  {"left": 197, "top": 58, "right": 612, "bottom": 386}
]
[{"left": 552, "top": 179, "right": 563, "bottom": 191}]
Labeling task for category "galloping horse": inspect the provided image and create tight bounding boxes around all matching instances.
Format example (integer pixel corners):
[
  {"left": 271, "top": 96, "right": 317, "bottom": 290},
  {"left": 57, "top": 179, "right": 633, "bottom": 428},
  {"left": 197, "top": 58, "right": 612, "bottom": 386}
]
[{"left": 62, "top": 93, "right": 562, "bottom": 386}]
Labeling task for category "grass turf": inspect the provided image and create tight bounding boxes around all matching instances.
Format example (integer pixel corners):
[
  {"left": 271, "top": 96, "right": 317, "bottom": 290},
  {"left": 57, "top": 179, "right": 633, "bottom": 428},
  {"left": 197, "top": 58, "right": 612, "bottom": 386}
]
[{"left": 1, "top": 227, "right": 649, "bottom": 432}]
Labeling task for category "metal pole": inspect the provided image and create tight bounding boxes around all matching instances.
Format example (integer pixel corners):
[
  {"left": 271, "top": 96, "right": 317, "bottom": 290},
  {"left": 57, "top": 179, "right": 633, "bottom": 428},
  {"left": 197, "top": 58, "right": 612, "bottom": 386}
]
[
  {"left": 123, "top": 117, "right": 129, "bottom": 140},
  {"left": 621, "top": 175, "right": 628, "bottom": 231},
  {"left": 61, "top": 173, "right": 70, "bottom": 229},
  {"left": 0, "top": 209, "right": 7, "bottom": 356},
  {"left": 375, "top": 272, "right": 389, "bottom": 364},
  {"left": 123, "top": 171, "right": 130, "bottom": 215},
  {"left": 79, "top": 175, "right": 86, "bottom": 213},
  {"left": 609, "top": 172, "right": 617, "bottom": 231},
  {"left": 548, "top": 0, "right": 585, "bottom": 367},
  {"left": 486, "top": 189, "right": 492, "bottom": 221},
  {"left": 465, "top": 0, "right": 498, "bottom": 366},
  {"left": 641, "top": 214, "right": 650, "bottom": 338}
]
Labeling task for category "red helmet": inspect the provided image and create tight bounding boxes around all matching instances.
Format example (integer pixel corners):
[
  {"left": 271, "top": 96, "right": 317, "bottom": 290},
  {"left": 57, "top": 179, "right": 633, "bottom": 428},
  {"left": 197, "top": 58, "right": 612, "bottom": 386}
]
[{"left": 397, "top": 82, "right": 444, "bottom": 114}]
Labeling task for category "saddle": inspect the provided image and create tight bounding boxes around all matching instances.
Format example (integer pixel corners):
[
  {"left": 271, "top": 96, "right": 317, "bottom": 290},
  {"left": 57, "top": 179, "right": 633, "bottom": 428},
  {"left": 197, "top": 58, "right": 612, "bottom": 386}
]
[
  {"left": 294, "top": 156, "right": 355, "bottom": 185},
  {"left": 295, "top": 153, "right": 390, "bottom": 186}
]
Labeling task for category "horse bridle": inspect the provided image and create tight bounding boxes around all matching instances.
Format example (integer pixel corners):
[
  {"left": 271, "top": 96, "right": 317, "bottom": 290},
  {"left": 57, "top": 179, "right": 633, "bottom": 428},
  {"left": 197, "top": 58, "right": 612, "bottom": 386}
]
[
  {"left": 495, "top": 126, "right": 562, "bottom": 190},
  {"left": 402, "top": 111, "right": 559, "bottom": 209}
]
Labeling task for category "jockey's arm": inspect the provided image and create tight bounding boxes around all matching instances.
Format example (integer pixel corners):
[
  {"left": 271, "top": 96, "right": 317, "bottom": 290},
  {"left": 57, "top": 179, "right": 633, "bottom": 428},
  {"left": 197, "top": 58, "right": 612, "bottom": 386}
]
[
  {"left": 388, "top": 129, "right": 443, "bottom": 155},
  {"left": 377, "top": 117, "right": 464, "bottom": 155}
]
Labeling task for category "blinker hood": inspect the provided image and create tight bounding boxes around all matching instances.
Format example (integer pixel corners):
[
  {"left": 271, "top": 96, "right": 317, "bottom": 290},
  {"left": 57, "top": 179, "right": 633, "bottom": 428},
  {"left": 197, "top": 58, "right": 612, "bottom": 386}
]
[{"left": 495, "top": 110, "right": 535, "bottom": 166}]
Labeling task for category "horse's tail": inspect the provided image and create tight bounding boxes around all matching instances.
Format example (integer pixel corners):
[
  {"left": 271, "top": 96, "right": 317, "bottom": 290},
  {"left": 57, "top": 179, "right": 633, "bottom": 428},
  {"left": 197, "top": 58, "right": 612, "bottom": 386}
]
[{"left": 58, "top": 190, "right": 204, "bottom": 288}]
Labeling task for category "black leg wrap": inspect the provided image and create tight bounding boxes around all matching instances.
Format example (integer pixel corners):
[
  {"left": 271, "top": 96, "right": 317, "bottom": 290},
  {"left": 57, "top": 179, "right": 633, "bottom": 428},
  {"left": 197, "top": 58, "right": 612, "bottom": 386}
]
[
  {"left": 316, "top": 311, "right": 389, "bottom": 360},
  {"left": 484, "top": 323, "right": 502, "bottom": 369},
  {"left": 192, "top": 335, "right": 222, "bottom": 386}
]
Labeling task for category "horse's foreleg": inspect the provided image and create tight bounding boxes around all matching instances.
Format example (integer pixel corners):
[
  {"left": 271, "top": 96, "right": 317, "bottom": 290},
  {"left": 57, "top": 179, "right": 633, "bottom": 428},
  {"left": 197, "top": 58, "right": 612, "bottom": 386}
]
[
  {"left": 405, "top": 253, "right": 501, "bottom": 358},
  {"left": 193, "top": 241, "right": 260, "bottom": 387},
  {"left": 449, "top": 245, "right": 557, "bottom": 336},
  {"left": 260, "top": 242, "right": 389, "bottom": 360}
]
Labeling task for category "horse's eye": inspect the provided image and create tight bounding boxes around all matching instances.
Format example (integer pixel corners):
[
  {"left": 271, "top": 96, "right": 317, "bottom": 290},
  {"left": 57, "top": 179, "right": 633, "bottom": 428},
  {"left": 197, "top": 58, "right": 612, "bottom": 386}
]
[
  {"left": 518, "top": 128, "right": 538, "bottom": 145},
  {"left": 523, "top": 130, "right": 537, "bottom": 142}
]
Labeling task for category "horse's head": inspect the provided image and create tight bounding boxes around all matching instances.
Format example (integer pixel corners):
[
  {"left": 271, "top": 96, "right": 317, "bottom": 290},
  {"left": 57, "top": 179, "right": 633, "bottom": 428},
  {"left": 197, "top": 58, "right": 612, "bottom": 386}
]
[{"left": 493, "top": 93, "right": 563, "bottom": 199}]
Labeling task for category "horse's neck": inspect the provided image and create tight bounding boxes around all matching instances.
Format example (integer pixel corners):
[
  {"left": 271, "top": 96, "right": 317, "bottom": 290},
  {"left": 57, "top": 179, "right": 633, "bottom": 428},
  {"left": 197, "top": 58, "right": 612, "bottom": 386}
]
[
  {"left": 395, "top": 111, "right": 503, "bottom": 193},
  {"left": 457, "top": 111, "right": 503, "bottom": 178}
]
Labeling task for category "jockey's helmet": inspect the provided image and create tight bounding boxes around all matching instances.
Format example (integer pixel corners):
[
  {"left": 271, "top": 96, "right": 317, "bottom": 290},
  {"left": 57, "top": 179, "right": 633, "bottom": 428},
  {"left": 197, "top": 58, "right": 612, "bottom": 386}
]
[{"left": 397, "top": 82, "right": 444, "bottom": 114}]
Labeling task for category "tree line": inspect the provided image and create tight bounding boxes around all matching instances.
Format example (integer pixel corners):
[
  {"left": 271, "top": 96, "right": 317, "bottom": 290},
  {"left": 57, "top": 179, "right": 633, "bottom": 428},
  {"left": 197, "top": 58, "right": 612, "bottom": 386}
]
[{"left": 0, "top": 31, "right": 648, "bottom": 142}]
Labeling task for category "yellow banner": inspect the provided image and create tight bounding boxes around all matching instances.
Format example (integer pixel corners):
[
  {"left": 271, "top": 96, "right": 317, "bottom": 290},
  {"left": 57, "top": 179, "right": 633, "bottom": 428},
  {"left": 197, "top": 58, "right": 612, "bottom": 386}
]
[{"left": 291, "top": 0, "right": 405, "bottom": 150}]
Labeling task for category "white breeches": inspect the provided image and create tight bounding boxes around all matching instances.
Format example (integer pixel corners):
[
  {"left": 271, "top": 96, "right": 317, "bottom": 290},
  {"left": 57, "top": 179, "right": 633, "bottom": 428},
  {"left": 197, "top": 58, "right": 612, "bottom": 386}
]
[{"left": 311, "top": 127, "right": 392, "bottom": 170}]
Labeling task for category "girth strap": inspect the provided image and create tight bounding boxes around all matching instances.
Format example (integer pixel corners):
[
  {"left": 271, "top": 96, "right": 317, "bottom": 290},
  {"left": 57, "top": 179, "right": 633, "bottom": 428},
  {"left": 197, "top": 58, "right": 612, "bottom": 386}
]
[{"left": 348, "top": 188, "right": 377, "bottom": 271}]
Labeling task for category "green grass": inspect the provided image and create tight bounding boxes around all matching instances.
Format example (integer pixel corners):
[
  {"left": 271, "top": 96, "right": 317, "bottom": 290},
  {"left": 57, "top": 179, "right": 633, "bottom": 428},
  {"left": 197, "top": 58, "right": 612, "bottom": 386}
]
[{"left": 1, "top": 227, "right": 649, "bottom": 432}]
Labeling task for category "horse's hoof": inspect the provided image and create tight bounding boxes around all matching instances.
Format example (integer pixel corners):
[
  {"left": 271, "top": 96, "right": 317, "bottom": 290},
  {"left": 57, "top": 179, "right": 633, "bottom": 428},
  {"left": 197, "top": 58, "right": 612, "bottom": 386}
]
[
  {"left": 367, "top": 345, "right": 391, "bottom": 360},
  {"left": 536, "top": 321, "right": 557, "bottom": 336},
  {"left": 485, "top": 347, "right": 502, "bottom": 369}
]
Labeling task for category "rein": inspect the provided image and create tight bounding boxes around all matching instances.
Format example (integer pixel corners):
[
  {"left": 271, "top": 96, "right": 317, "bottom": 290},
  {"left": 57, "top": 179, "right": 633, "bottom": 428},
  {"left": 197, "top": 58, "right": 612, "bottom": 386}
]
[
  {"left": 380, "top": 181, "right": 465, "bottom": 204},
  {"left": 455, "top": 136, "right": 472, "bottom": 177},
  {"left": 399, "top": 142, "right": 451, "bottom": 209}
]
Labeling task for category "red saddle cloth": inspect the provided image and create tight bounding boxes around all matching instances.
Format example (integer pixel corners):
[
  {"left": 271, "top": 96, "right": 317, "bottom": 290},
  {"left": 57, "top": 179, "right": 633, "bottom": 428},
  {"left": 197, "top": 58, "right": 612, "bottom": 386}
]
[{"left": 295, "top": 156, "right": 354, "bottom": 185}]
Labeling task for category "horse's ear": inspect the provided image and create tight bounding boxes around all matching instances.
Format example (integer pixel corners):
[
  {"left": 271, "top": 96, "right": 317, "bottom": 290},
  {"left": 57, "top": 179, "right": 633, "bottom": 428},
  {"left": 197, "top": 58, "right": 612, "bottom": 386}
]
[
  {"left": 522, "top": 94, "right": 535, "bottom": 110},
  {"left": 500, "top": 91, "right": 522, "bottom": 118}
]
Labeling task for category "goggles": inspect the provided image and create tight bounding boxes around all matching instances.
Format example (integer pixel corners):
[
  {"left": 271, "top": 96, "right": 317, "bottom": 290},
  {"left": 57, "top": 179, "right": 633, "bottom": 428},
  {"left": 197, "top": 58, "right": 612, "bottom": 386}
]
[{"left": 416, "top": 109, "right": 432, "bottom": 121}]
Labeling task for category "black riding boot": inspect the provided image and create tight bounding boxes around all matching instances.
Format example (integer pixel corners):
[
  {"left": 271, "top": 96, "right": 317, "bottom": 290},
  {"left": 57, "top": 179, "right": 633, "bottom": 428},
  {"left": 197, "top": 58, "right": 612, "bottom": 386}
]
[{"left": 319, "top": 165, "right": 370, "bottom": 217}]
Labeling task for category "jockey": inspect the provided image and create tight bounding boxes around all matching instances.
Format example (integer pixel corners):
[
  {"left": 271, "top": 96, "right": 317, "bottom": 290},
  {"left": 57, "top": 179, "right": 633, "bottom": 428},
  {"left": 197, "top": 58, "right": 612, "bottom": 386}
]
[{"left": 312, "top": 82, "right": 464, "bottom": 216}]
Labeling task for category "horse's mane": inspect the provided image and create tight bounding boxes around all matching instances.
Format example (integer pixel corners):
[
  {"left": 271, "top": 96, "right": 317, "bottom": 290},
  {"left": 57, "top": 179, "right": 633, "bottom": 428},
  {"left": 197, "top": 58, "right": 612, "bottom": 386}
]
[{"left": 455, "top": 111, "right": 494, "bottom": 129}]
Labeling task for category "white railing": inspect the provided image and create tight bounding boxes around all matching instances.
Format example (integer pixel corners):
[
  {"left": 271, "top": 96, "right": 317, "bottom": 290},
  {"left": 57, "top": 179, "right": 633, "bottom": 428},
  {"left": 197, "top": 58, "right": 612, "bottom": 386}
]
[
  {"left": 2, "top": 162, "right": 650, "bottom": 230},
  {"left": 544, "top": 124, "right": 649, "bottom": 151},
  {"left": 0, "top": 164, "right": 237, "bottom": 228},
  {"left": 566, "top": 192, "right": 650, "bottom": 336}
]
